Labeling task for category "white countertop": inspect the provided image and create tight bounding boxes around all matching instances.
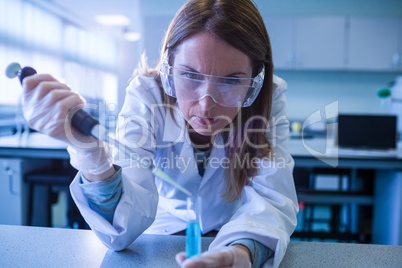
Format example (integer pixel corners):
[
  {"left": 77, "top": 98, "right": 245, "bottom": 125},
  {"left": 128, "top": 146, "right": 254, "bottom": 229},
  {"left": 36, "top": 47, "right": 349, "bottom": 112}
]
[
  {"left": 1, "top": 225, "right": 401, "bottom": 268},
  {"left": 289, "top": 137, "right": 402, "bottom": 159},
  {"left": 0, "top": 132, "right": 66, "bottom": 149},
  {"left": 0, "top": 133, "right": 401, "bottom": 161}
]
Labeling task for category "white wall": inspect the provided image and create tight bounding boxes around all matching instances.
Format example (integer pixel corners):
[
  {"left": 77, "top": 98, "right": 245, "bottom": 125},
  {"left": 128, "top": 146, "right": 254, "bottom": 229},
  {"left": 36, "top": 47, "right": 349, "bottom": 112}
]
[
  {"left": 277, "top": 71, "right": 400, "bottom": 120},
  {"left": 142, "top": 16, "right": 173, "bottom": 67}
]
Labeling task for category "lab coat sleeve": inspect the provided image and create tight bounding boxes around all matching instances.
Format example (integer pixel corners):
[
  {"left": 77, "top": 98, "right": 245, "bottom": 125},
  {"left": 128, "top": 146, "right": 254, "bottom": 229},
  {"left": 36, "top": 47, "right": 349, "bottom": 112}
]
[
  {"left": 69, "top": 76, "right": 163, "bottom": 251},
  {"left": 209, "top": 76, "right": 298, "bottom": 268}
]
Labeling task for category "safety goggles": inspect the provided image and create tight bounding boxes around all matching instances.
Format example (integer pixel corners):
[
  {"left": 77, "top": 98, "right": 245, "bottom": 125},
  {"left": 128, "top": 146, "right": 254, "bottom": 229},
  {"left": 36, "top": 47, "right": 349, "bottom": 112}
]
[{"left": 159, "top": 51, "right": 265, "bottom": 107}]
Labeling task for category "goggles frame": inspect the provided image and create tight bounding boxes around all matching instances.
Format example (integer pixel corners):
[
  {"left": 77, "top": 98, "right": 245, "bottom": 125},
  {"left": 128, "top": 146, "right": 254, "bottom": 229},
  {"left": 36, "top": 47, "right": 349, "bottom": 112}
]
[{"left": 159, "top": 50, "right": 265, "bottom": 107}]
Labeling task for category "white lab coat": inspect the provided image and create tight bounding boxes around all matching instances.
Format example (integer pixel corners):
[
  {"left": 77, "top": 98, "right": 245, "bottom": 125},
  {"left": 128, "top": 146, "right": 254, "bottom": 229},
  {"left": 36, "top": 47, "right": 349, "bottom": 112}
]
[{"left": 70, "top": 74, "right": 298, "bottom": 268}]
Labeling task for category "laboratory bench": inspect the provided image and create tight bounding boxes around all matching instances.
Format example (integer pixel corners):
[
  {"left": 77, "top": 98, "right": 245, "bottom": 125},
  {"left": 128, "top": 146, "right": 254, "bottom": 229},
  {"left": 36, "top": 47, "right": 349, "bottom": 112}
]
[
  {"left": 0, "top": 224, "right": 401, "bottom": 268},
  {"left": 0, "top": 133, "right": 76, "bottom": 227},
  {"left": 0, "top": 133, "right": 402, "bottom": 245},
  {"left": 0, "top": 132, "right": 69, "bottom": 159},
  {"left": 289, "top": 137, "right": 402, "bottom": 245}
]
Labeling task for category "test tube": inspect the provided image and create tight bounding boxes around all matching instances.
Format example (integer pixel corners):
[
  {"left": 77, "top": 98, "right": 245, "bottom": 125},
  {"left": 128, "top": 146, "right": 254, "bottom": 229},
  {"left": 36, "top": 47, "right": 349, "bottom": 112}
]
[{"left": 186, "top": 196, "right": 201, "bottom": 258}]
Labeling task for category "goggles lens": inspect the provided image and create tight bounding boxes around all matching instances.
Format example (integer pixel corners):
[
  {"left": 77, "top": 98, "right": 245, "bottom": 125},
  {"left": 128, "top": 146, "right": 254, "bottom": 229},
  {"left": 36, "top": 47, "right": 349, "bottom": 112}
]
[{"left": 160, "top": 52, "right": 265, "bottom": 107}]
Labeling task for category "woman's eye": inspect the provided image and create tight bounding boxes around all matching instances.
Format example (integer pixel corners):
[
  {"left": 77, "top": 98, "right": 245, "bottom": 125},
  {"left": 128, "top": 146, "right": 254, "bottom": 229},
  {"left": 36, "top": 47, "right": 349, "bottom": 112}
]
[
  {"left": 182, "top": 72, "right": 202, "bottom": 80},
  {"left": 221, "top": 77, "right": 241, "bottom": 85}
]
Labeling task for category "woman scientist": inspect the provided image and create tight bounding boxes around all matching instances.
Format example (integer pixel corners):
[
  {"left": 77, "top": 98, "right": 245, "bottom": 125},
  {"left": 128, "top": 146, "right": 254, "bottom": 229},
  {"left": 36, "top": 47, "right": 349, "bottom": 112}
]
[{"left": 22, "top": 0, "right": 298, "bottom": 267}]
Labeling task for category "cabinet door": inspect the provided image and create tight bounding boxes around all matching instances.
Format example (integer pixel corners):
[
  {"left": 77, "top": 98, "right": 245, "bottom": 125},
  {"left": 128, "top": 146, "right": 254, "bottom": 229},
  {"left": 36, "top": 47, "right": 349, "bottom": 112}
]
[
  {"left": 0, "top": 159, "right": 23, "bottom": 225},
  {"left": 348, "top": 17, "right": 400, "bottom": 71},
  {"left": 265, "top": 17, "right": 295, "bottom": 70},
  {"left": 295, "top": 17, "right": 346, "bottom": 70}
]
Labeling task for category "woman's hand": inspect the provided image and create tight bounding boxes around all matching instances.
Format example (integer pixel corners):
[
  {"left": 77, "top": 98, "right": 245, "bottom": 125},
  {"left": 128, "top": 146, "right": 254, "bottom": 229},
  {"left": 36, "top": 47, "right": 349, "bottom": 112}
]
[
  {"left": 22, "top": 74, "right": 93, "bottom": 144},
  {"left": 23, "top": 74, "right": 114, "bottom": 180},
  {"left": 175, "top": 245, "right": 252, "bottom": 268}
]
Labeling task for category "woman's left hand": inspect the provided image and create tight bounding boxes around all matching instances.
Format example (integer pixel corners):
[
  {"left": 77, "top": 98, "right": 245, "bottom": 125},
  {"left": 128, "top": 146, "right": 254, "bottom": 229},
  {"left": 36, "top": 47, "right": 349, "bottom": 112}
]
[{"left": 175, "top": 245, "right": 252, "bottom": 268}]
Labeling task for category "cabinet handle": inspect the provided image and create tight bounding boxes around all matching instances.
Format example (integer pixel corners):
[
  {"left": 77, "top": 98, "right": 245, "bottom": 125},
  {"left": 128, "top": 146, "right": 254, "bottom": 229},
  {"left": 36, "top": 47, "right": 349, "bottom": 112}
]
[
  {"left": 392, "top": 52, "right": 401, "bottom": 69},
  {"left": 7, "top": 168, "right": 18, "bottom": 195},
  {"left": 286, "top": 52, "right": 294, "bottom": 68}
]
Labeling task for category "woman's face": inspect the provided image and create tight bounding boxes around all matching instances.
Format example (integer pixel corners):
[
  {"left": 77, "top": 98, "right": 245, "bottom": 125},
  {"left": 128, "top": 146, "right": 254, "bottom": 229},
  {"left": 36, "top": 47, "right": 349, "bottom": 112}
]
[{"left": 173, "top": 32, "right": 253, "bottom": 142}]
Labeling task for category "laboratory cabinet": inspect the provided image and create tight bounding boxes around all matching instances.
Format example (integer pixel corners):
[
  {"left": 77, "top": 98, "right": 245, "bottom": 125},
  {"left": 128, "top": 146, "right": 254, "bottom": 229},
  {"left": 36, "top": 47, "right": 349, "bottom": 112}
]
[
  {"left": 265, "top": 17, "right": 294, "bottom": 69},
  {"left": 266, "top": 16, "right": 346, "bottom": 70},
  {"left": 265, "top": 16, "right": 402, "bottom": 71},
  {"left": 347, "top": 17, "right": 402, "bottom": 71},
  {"left": 295, "top": 17, "right": 346, "bottom": 70},
  {"left": 0, "top": 158, "right": 50, "bottom": 225}
]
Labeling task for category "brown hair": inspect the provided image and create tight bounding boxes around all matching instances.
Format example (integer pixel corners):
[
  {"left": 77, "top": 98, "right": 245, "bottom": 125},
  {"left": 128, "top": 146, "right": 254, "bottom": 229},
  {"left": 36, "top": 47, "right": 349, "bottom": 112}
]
[{"left": 137, "top": 0, "right": 274, "bottom": 202}]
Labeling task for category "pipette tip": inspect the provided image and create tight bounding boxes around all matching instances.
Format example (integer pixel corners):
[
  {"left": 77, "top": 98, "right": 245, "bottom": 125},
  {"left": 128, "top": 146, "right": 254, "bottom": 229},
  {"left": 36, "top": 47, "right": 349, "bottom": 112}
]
[{"left": 152, "top": 168, "right": 193, "bottom": 197}]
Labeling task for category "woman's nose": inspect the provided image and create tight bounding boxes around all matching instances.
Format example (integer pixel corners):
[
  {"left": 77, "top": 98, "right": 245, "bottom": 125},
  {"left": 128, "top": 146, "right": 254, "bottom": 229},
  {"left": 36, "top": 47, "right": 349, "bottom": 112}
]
[
  {"left": 197, "top": 82, "right": 218, "bottom": 110},
  {"left": 198, "top": 94, "right": 217, "bottom": 111}
]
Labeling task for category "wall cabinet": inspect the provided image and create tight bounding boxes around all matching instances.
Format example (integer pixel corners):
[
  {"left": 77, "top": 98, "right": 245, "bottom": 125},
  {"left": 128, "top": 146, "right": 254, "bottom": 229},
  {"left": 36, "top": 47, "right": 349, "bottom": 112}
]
[
  {"left": 295, "top": 17, "right": 346, "bottom": 70},
  {"left": 266, "top": 16, "right": 346, "bottom": 70},
  {"left": 265, "top": 16, "right": 402, "bottom": 72},
  {"left": 265, "top": 17, "right": 295, "bottom": 69},
  {"left": 348, "top": 17, "right": 401, "bottom": 71}
]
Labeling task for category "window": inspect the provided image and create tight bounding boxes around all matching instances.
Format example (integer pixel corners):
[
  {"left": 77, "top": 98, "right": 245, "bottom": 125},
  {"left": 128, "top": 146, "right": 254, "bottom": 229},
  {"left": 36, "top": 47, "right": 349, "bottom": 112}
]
[{"left": 0, "top": 0, "right": 118, "bottom": 110}]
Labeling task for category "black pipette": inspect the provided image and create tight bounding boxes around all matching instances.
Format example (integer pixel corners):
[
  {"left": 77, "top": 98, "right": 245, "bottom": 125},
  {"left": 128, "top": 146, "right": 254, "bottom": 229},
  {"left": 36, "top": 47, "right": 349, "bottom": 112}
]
[
  {"left": 6, "top": 63, "right": 100, "bottom": 137},
  {"left": 5, "top": 63, "right": 192, "bottom": 196}
]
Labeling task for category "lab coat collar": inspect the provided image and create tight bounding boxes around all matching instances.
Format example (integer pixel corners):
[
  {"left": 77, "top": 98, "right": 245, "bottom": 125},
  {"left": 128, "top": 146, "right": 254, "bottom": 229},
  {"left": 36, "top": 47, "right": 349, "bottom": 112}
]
[{"left": 161, "top": 103, "right": 187, "bottom": 144}]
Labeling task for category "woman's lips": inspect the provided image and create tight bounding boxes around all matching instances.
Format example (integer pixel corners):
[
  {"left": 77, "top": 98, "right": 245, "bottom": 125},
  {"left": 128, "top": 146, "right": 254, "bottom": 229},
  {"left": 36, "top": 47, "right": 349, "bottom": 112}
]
[{"left": 194, "top": 116, "right": 218, "bottom": 127}]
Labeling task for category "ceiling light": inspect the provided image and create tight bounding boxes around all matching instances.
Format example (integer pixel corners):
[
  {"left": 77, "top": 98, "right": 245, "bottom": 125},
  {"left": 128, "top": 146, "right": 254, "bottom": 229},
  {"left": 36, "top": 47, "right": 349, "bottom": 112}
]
[
  {"left": 124, "top": 32, "right": 141, "bottom": 42},
  {"left": 95, "top": 15, "right": 131, "bottom": 26}
]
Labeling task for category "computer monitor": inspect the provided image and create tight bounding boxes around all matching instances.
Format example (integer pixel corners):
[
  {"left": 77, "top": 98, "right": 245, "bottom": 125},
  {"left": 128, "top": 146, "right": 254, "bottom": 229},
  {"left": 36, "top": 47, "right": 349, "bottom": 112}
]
[{"left": 337, "top": 114, "right": 397, "bottom": 150}]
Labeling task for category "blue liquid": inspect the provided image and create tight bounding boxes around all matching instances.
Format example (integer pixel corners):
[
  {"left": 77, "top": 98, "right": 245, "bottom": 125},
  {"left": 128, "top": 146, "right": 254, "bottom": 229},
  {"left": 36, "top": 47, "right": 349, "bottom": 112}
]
[{"left": 186, "top": 221, "right": 201, "bottom": 258}]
